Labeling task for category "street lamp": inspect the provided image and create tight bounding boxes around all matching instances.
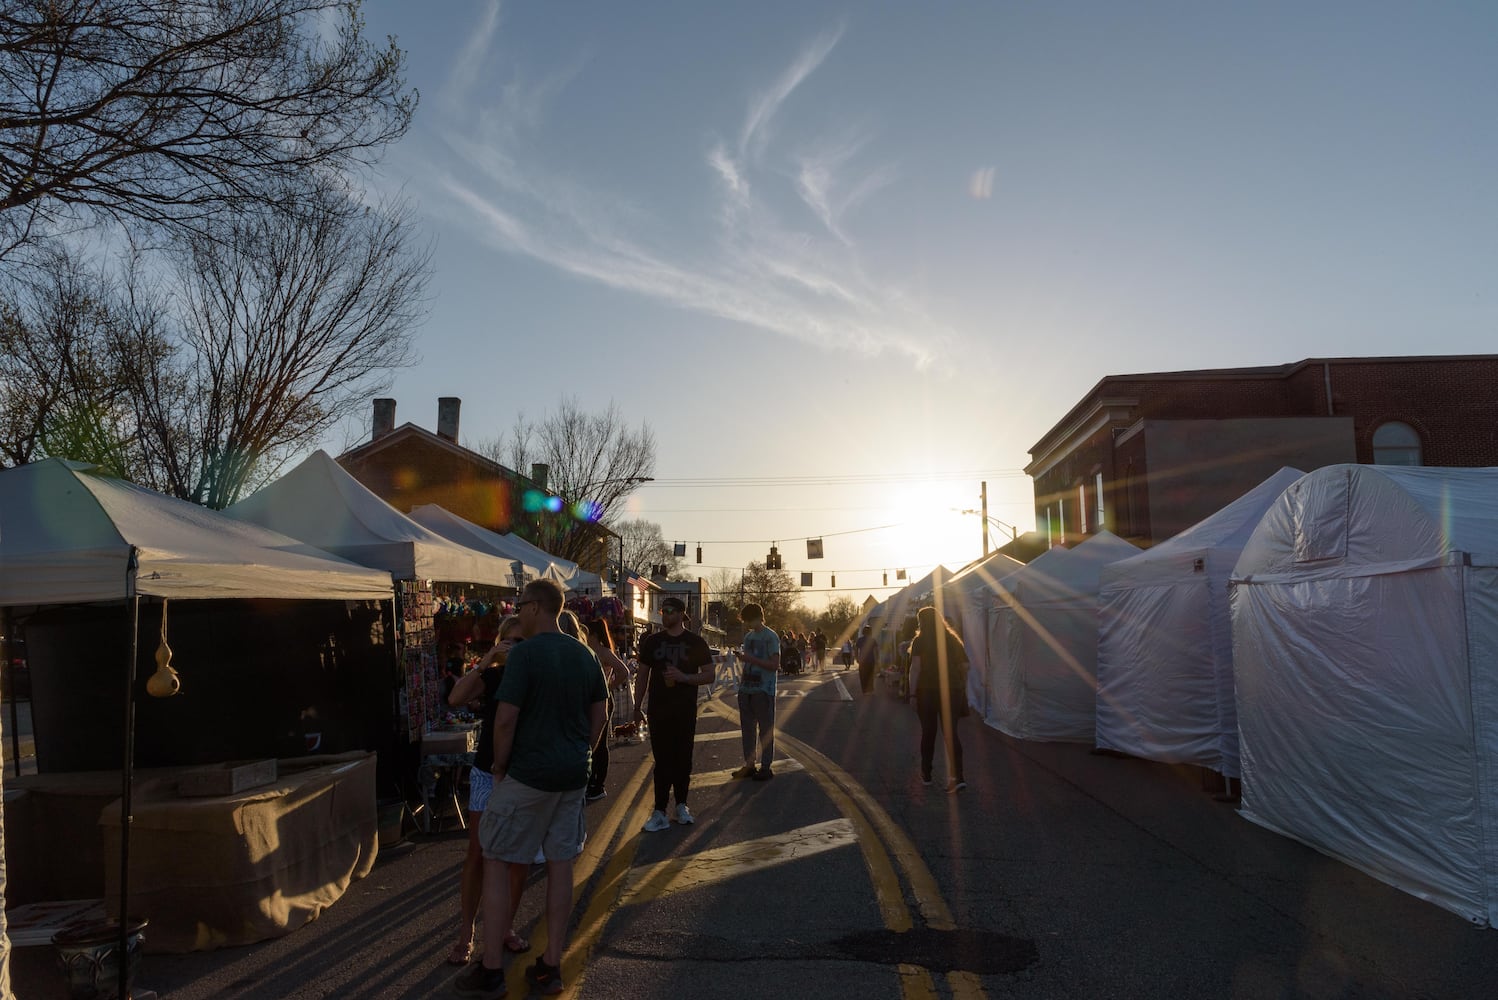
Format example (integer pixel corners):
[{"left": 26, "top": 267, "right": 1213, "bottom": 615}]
[{"left": 958, "top": 508, "right": 1019, "bottom": 555}]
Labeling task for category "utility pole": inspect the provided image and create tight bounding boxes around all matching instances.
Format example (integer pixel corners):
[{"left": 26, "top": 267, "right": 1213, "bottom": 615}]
[{"left": 980, "top": 481, "right": 990, "bottom": 557}]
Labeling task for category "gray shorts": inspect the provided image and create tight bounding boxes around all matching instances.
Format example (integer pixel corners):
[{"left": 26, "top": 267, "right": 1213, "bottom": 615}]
[{"left": 479, "top": 775, "right": 587, "bottom": 864}]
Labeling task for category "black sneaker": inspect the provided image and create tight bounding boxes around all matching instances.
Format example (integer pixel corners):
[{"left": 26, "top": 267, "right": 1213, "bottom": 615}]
[
  {"left": 751, "top": 767, "right": 774, "bottom": 782},
  {"left": 729, "top": 764, "right": 757, "bottom": 780},
  {"left": 453, "top": 962, "right": 507, "bottom": 999},
  {"left": 528, "top": 957, "right": 565, "bottom": 995}
]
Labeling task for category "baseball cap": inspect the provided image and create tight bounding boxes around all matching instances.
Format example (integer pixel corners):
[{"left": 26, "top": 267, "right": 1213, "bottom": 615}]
[{"left": 661, "top": 597, "right": 687, "bottom": 613}]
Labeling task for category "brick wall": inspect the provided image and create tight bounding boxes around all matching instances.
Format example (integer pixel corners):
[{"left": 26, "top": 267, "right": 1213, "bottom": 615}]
[{"left": 1030, "top": 357, "right": 1498, "bottom": 546}]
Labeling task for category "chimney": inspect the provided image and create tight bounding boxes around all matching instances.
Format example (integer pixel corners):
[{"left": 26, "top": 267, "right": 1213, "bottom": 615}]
[
  {"left": 372, "top": 398, "right": 396, "bottom": 439},
  {"left": 530, "top": 463, "right": 549, "bottom": 491},
  {"left": 437, "top": 397, "right": 461, "bottom": 442}
]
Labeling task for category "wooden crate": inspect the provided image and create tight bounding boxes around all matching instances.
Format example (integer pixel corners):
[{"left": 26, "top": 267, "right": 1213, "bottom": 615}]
[{"left": 176, "top": 759, "right": 278, "bottom": 797}]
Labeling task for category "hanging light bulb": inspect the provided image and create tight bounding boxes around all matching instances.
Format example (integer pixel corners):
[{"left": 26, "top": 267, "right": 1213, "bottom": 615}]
[{"left": 146, "top": 598, "right": 182, "bottom": 698}]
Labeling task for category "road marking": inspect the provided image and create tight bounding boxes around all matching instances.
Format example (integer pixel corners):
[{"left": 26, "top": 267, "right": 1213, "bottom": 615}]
[
  {"left": 617, "top": 818, "right": 858, "bottom": 905},
  {"left": 830, "top": 673, "right": 852, "bottom": 700},
  {"left": 694, "top": 729, "right": 741, "bottom": 742}
]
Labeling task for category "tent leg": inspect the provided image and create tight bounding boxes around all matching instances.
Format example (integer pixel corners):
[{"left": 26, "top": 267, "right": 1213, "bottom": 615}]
[{"left": 118, "top": 555, "right": 141, "bottom": 1000}]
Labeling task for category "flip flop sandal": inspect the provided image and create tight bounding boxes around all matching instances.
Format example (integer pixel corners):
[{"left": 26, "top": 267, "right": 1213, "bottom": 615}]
[
  {"left": 446, "top": 942, "right": 473, "bottom": 966},
  {"left": 504, "top": 931, "right": 531, "bottom": 953}
]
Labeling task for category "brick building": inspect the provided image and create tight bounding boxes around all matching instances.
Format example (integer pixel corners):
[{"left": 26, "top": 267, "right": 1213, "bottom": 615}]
[
  {"left": 1026, "top": 355, "right": 1498, "bottom": 548},
  {"left": 337, "top": 397, "right": 614, "bottom": 575}
]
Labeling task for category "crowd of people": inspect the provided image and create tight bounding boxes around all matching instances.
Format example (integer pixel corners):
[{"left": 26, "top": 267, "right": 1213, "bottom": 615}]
[{"left": 446, "top": 579, "right": 970, "bottom": 999}]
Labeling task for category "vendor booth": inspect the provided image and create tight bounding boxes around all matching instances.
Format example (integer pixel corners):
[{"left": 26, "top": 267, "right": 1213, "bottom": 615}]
[
  {"left": 985, "top": 532, "right": 1138, "bottom": 742},
  {"left": 1231, "top": 464, "right": 1498, "bottom": 926},
  {"left": 0, "top": 458, "right": 394, "bottom": 953},
  {"left": 226, "top": 451, "right": 527, "bottom": 829},
  {"left": 1094, "top": 468, "right": 1301, "bottom": 778}
]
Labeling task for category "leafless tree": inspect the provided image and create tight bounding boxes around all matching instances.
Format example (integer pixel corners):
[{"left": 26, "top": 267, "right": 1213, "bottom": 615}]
[
  {"left": 616, "top": 519, "right": 681, "bottom": 579},
  {"left": 0, "top": 0, "right": 415, "bottom": 258},
  {"left": 476, "top": 398, "right": 655, "bottom": 563},
  {"left": 0, "top": 246, "right": 142, "bottom": 472},
  {"left": 737, "top": 560, "right": 804, "bottom": 630},
  {"left": 126, "top": 181, "right": 430, "bottom": 507}
]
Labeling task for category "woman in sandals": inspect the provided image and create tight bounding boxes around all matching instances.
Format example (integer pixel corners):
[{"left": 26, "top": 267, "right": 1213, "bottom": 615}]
[{"left": 445, "top": 615, "right": 533, "bottom": 966}]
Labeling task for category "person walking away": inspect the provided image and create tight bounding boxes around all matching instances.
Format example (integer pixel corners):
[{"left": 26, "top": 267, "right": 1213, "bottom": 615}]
[
  {"left": 733, "top": 604, "right": 781, "bottom": 781},
  {"left": 584, "top": 618, "right": 632, "bottom": 801},
  {"left": 855, "top": 625, "right": 879, "bottom": 694},
  {"left": 907, "top": 606, "right": 970, "bottom": 792},
  {"left": 840, "top": 638, "right": 854, "bottom": 671},
  {"left": 812, "top": 629, "right": 827, "bottom": 672},
  {"left": 445, "top": 616, "right": 532, "bottom": 967},
  {"left": 634, "top": 596, "right": 715, "bottom": 831},
  {"left": 455, "top": 579, "right": 608, "bottom": 999}
]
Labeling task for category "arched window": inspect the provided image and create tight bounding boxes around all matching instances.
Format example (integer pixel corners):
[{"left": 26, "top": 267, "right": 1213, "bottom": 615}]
[{"left": 1372, "top": 421, "right": 1422, "bottom": 466}]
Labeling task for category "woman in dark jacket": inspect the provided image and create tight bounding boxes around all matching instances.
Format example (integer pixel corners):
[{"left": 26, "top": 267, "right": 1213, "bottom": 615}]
[{"left": 907, "top": 605, "right": 970, "bottom": 792}]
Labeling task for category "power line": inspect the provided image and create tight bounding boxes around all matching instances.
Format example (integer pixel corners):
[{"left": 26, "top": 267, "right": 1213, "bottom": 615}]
[{"left": 640, "top": 468, "right": 1028, "bottom": 488}]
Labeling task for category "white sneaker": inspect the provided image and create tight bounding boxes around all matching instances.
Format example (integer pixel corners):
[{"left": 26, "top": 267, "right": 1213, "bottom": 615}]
[
  {"left": 643, "top": 809, "right": 671, "bottom": 832},
  {"left": 675, "top": 803, "right": 694, "bottom": 825}
]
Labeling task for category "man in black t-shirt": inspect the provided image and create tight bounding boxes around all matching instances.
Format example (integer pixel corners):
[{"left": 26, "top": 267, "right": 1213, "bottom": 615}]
[{"left": 633, "top": 597, "right": 715, "bottom": 831}]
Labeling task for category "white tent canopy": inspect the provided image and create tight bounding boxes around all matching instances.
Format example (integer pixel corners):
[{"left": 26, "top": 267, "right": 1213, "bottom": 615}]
[
  {"left": 0, "top": 458, "right": 393, "bottom": 605},
  {"left": 939, "top": 549, "right": 1025, "bottom": 716},
  {"left": 224, "top": 451, "right": 521, "bottom": 586},
  {"left": 407, "top": 504, "right": 565, "bottom": 587},
  {"left": 1232, "top": 464, "right": 1498, "bottom": 926},
  {"left": 985, "top": 531, "right": 1139, "bottom": 742},
  {"left": 877, "top": 565, "right": 953, "bottom": 628},
  {"left": 1095, "top": 467, "right": 1303, "bottom": 777},
  {"left": 488, "top": 526, "right": 605, "bottom": 596}
]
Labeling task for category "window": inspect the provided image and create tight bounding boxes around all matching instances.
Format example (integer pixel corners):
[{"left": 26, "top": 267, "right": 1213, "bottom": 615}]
[
  {"left": 1095, "top": 472, "right": 1106, "bottom": 531},
  {"left": 1077, "top": 484, "right": 1088, "bottom": 534},
  {"left": 1372, "top": 421, "right": 1422, "bottom": 466}
]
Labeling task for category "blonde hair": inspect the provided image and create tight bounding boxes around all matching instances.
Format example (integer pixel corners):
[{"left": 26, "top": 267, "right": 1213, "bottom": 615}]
[{"left": 495, "top": 615, "right": 522, "bottom": 642}]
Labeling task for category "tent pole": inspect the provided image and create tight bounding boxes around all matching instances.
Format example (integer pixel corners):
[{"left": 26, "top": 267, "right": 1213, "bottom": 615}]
[
  {"left": 118, "top": 548, "right": 140, "bottom": 1000},
  {"left": 2, "top": 608, "right": 17, "bottom": 778}
]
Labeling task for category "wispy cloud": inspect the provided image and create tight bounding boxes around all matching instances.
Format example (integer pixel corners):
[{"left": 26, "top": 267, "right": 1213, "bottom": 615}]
[{"left": 419, "top": 12, "right": 954, "bottom": 368}]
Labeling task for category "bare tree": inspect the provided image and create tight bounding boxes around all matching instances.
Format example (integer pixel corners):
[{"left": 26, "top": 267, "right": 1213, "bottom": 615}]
[
  {"left": 0, "top": 246, "right": 142, "bottom": 472},
  {"left": 476, "top": 398, "right": 655, "bottom": 563},
  {"left": 737, "top": 560, "right": 803, "bottom": 630},
  {"left": 113, "top": 179, "right": 430, "bottom": 507},
  {"left": 0, "top": 0, "right": 415, "bottom": 258},
  {"left": 616, "top": 519, "right": 681, "bottom": 579}
]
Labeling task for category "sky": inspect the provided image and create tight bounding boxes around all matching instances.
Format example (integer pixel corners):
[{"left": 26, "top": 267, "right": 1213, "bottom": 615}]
[{"left": 339, "top": 1, "right": 1498, "bottom": 610}]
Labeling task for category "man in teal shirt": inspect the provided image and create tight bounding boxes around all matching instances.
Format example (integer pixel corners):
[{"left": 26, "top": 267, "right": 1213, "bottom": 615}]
[
  {"left": 458, "top": 579, "right": 607, "bottom": 999},
  {"left": 732, "top": 603, "right": 781, "bottom": 781}
]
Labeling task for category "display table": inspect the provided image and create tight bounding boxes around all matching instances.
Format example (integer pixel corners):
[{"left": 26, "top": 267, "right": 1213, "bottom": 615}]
[
  {"left": 98, "top": 751, "right": 378, "bottom": 952},
  {"left": 417, "top": 725, "right": 478, "bottom": 833}
]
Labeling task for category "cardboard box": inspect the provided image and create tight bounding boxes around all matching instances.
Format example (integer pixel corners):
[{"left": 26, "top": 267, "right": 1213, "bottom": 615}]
[{"left": 176, "top": 759, "right": 277, "bottom": 797}]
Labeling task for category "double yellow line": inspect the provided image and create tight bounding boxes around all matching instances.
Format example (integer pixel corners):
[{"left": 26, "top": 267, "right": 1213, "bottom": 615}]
[{"left": 514, "top": 687, "right": 984, "bottom": 999}]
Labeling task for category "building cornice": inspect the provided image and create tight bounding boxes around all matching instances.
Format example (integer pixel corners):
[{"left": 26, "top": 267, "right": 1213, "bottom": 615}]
[{"left": 1026, "top": 397, "right": 1138, "bottom": 479}]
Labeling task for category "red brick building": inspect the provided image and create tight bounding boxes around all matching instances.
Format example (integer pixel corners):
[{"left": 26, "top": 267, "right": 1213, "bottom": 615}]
[
  {"left": 337, "top": 397, "right": 615, "bottom": 575},
  {"left": 1026, "top": 356, "right": 1498, "bottom": 548}
]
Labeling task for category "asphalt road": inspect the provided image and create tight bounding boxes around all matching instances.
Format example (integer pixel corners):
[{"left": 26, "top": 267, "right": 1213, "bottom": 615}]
[{"left": 10, "top": 670, "right": 1498, "bottom": 999}]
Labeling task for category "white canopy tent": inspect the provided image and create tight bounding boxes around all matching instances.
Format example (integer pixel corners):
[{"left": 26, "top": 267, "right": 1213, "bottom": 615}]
[
  {"left": 939, "top": 549, "right": 1025, "bottom": 717},
  {"left": 1094, "top": 467, "right": 1303, "bottom": 777},
  {"left": 1232, "top": 464, "right": 1498, "bottom": 926},
  {"left": 0, "top": 458, "right": 394, "bottom": 604},
  {"left": 224, "top": 451, "right": 521, "bottom": 586},
  {"left": 488, "top": 527, "right": 605, "bottom": 596},
  {"left": 985, "top": 531, "right": 1138, "bottom": 742},
  {"left": 876, "top": 565, "right": 953, "bottom": 629},
  {"left": 0, "top": 458, "right": 393, "bottom": 983},
  {"left": 407, "top": 504, "right": 566, "bottom": 588}
]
